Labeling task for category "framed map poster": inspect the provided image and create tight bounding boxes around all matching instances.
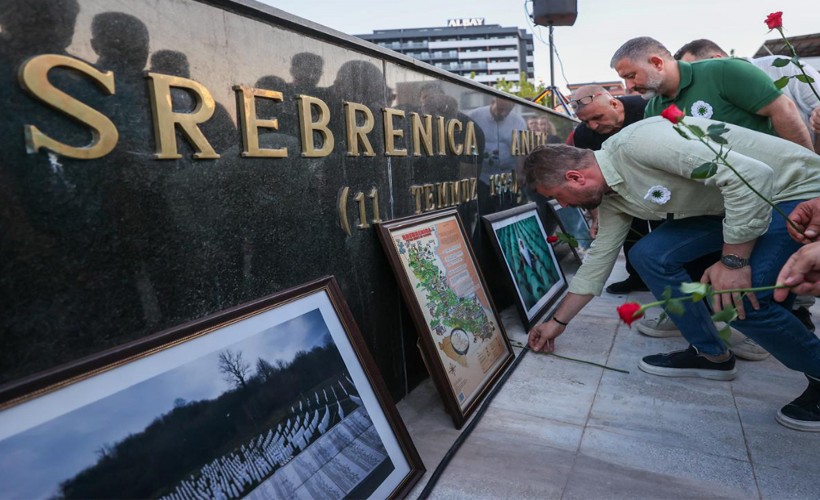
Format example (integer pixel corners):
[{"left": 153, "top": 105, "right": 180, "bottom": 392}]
[
  {"left": 482, "top": 203, "right": 568, "bottom": 329},
  {"left": 377, "top": 209, "right": 514, "bottom": 428},
  {"left": 0, "top": 277, "right": 424, "bottom": 499}
]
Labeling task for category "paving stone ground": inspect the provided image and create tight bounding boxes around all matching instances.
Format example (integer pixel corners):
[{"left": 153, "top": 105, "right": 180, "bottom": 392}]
[{"left": 398, "top": 254, "right": 820, "bottom": 499}]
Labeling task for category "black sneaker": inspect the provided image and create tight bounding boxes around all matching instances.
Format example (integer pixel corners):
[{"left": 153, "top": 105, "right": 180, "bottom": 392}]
[
  {"left": 605, "top": 277, "right": 649, "bottom": 294},
  {"left": 791, "top": 306, "right": 815, "bottom": 332},
  {"left": 639, "top": 345, "right": 737, "bottom": 381},
  {"left": 776, "top": 375, "right": 820, "bottom": 432}
]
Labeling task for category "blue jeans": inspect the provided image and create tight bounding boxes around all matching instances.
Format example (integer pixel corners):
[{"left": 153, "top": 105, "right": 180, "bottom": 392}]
[{"left": 630, "top": 200, "right": 820, "bottom": 378}]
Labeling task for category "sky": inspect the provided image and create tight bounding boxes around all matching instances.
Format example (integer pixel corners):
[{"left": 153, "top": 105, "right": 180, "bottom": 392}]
[{"left": 262, "top": 0, "right": 818, "bottom": 92}]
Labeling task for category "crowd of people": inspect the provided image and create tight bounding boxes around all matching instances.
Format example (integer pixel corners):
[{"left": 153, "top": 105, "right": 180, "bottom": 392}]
[{"left": 525, "top": 36, "right": 820, "bottom": 432}]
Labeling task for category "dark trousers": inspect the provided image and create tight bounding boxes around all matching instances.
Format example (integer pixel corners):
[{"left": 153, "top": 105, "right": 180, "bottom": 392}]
[{"left": 624, "top": 218, "right": 718, "bottom": 285}]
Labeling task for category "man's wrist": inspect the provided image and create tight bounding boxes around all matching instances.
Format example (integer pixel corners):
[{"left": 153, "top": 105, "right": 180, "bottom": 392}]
[{"left": 720, "top": 254, "right": 749, "bottom": 269}]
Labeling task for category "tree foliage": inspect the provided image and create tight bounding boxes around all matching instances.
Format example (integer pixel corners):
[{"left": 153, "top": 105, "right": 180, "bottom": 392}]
[
  {"left": 494, "top": 72, "right": 547, "bottom": 101},
  {"left": 218, "top": 349, "right": 250, "bottom": 389}
]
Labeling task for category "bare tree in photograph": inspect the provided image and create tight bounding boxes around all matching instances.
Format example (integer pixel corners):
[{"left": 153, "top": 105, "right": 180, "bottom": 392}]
[
  {"left": 218, "top": 349, "right": 250, "bottom": 389},
  {"left": 256, "top": 358, "right": 277, "bottom": 382}
]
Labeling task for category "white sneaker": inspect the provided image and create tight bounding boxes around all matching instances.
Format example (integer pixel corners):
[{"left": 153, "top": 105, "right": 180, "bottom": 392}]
[
  {"left": 636, "top": 315, "right": 681, "bottom": 338},
  {"left": 731, "top": 337, "right": 771, "bottom": 361}
]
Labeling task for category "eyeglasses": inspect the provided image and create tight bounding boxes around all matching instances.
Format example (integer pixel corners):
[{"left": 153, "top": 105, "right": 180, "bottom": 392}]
[{"left": 569, "top": 92, "right": 607, "bottom": 110}]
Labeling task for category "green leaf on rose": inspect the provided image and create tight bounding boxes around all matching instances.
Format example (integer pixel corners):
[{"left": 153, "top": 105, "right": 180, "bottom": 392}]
[
  {"left": 680, "top": 282, "right": 709, "bottom": 301},
  {"left": 688, "top": 125, "right": 705, "bottom": 138},
  {"left": 771, "top": 57, "right": 791, "bottom": 67},
  {"left": 665, "top": 300, "right": 685, "bottom": 316},
  {"left": 661, "top": 286, "right": 673, "bottom": 302},
  {"left": 707, "top": 132, "right": 729, "bottom": 144},
  {"left": 711, "top": 306, "right": 738, "bottom": 324},
  {"left": 706, "top": 123, "right": 729, "bottom": 137},
  {"left": 795, "top": 74, "right": 815, "bottom": 84},
  {"left": 691, "top": 162, "right": 718, "bottom": 179},
  {"left": 557, "top": 232, "right": 579, "bottom": 248},
  {"left": 773, "top": 76, "right": 790, "bottom": 89},
  {"left": 673, "top": 126, "right": 691, "bottom": 140}
]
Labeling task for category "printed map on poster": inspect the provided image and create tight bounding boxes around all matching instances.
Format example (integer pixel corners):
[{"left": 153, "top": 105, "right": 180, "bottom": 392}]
[{"left": 392, "top": 216, "right": 507, "bottom": 410}]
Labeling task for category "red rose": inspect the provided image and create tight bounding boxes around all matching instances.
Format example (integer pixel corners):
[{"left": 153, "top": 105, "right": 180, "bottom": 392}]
[
  {"left": 660, "top": 104, "right": 685, "bottom": 124},
  {"left": 765, "top": 11, "right": 783, "bottom": 29},
  {"left": 616, "top": 302, "right": 644, "bottom": 327},
  {"left": 547, "top": 235, "right": 559, "bottom": 243}
]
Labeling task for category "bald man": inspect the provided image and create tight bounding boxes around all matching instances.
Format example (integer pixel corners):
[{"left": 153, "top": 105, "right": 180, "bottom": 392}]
[
  {"left": 567, "top": 85, "right": 652, "bottom": 294},
  {"left": 568, "top": 85, "right": 647, "bottom": 149}
]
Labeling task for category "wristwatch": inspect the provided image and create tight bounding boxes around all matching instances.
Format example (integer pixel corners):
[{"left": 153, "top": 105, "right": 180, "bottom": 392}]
[{"left": 720, "top": 254, "right": 749, "bottom": 270}]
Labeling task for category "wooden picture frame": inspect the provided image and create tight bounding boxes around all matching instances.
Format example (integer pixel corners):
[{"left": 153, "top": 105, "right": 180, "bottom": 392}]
[
  {"left": 0, "top": 277, "right": 424, "bottom": 499},
  {"left": 482, "top": 203, "right": 568, "bottom": 329},
  {"left": 376, "top": 209, "right": 514, "bottom": 429}
]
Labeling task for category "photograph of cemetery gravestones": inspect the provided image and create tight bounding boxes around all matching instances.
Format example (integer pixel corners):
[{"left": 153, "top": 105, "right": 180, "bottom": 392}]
[
  {"left": 486, "top": 206, "right": 566, "bottom": 326},
  {"left": 0, "top": 308, "right": 394, "bottom": 500}
]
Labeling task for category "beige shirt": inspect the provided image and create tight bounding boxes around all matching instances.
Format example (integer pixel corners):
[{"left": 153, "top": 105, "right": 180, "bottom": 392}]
[{"left": 569, "top": 115, "right": 820, "bottom": 296}]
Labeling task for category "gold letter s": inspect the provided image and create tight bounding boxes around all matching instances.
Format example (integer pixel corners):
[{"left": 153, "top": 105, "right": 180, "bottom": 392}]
[{"left": 19, "top": 54, "right": 118, "bottom": 160}]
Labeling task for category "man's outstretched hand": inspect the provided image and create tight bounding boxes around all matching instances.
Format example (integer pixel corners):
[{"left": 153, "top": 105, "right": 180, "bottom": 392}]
[{"left": 528, "top": 320, "right": 565, "bottom": 353}]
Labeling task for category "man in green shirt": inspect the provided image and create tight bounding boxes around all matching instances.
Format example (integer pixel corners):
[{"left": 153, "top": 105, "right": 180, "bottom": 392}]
[
  {"left": 525, "top": 116, "right": 820, "bottom": 431},
  {"left": 610, "top": 37, "right": 812, "bottom": 149},
  {"left": 608, "top": 36, "right": 814, "bottom": 357}
]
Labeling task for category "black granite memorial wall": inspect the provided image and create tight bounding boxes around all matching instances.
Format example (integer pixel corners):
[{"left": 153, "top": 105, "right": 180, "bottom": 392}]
[{"left": 0, "top": 0, "right": 576, "bottom": 400}]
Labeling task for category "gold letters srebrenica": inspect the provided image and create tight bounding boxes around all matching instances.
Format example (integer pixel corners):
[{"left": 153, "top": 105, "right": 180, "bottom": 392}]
[{"left": 16, "top": 53, "right": 507, "bottom": 161}]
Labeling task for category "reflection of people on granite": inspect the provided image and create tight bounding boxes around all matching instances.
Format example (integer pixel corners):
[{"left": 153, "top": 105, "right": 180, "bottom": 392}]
[
  {"left": 93, "top": 12, "right": 171, "bottom": 327},
  {"left": 289, "top": 52, "right": 327, "bottom": 102},
  {"left": 467, "top": 97, "right": 526, "bottom": 184},
  {"left": 150, "top": 47, "right": 246, "bottom": 309},
  {"left": 149, "top": 49, "right": 237, "bottom": 152},
  {"left": 0, "top": 0, "right": 100, "bottom": 383},
  {"left": 0, "top": 0, "right": 83, "bottom": 234},
  {"left": 255, "top": 74, "right": 299, "bottom": 140},
  {"left": 328, "top": 60, "right": 389, "bottom": 154},
  {"left": 416, "top": 82, "right": 485, "bottom": 181},
  {"left": 419, "top": 82, "right": 485, "bottom": 160},
  {"left": 330, "top": 60, "right": 388, "bottom": 110},
  {"left": 527, "top": 115, "right": 562, "bottom": 144}
]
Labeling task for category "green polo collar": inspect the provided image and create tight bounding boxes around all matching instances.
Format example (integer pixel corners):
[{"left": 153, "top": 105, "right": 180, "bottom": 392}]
[{"left": 656, "top": 60, "right": 692, "bottom": 106}]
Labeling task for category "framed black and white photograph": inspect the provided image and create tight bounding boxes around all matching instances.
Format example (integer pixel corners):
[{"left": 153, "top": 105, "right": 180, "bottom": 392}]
[
  {"left": 482, "top": 203, "right": 568, "bottom": 329},
  {"left": 0, "top": 277, "right": 424, "bottom": 499}
]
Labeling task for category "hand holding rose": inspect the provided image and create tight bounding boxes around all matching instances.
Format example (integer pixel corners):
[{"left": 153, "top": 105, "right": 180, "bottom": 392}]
[
  {"left": 775, "top": 242, "right": 820, "bottom": 301},
  {"left": 786, "top": 198, "right": 820, "bottom": 243}
]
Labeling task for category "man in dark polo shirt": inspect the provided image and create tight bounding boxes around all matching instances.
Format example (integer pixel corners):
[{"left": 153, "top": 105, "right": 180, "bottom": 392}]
[{"left": 567, "top": 85, "right": 651, "bottom": 294}]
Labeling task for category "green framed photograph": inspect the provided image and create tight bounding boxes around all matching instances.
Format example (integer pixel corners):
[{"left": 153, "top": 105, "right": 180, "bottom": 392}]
[{"left": 482, "top": 203, "right": 568, "bottom": 329}]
